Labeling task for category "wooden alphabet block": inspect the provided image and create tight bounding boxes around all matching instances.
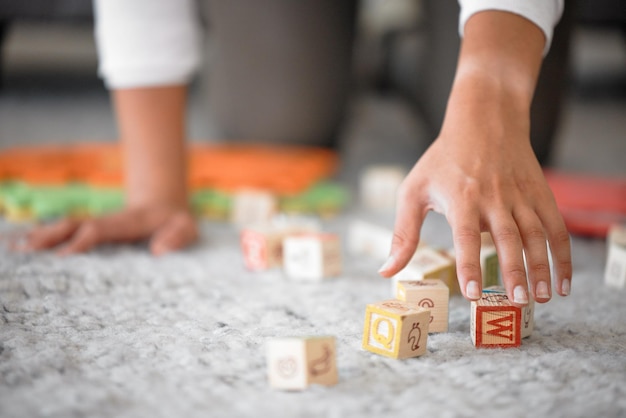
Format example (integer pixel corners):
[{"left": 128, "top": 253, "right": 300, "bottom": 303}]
[
  {"left": 347, "top": 220, "right": 394, "bottom": 260},
  {"left": 240, "top": 227, "right": 284, "bottom": 271},
  {"left": 283, "top": 233, "right": 342, "bottom": 280},
  {"left": 480, "top": 232, "right": 500, "bottom": 288},
  {"left": 438, "top": 248, "right": 460, "bottom": 295},
  {"left": 471, "top": 291, "right": 522, "bottom": 348},
  {"left": 362, "top": 300, "right": 430, "bottom": 359},
  {"left": 231, "top": 190, "right": 277, "bottom": 226},
  {"left": 266, "top": 336, "right": 338, "bottom": 390},
  {"left": 483, "top": 286, "right": 534, "bottom": 339},
  {"left": 240, "top": 219, "right": 319, "bottom": 271},
  {"left": 396, "top": 279, "right": 449, "bottom": 333},
  {"left": 394, "top": 247, "right": 456, "bottom": 290},
  {"left": 360, "top": 165, "right": 407, "bottom": 211},
  {"left": 605, "top": 224, "right": 626, "bottom": 289}
]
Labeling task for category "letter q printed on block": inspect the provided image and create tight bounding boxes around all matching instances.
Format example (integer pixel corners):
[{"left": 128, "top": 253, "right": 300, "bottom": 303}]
[
  {"left": 471, "top": 292, "right": 522, "bottom": 348},
  {"left": 362, "top": 300, "right": 430, "bottom": 359},
  {"left": 266, "top": 336, "right": 338, "bottom": 390}
]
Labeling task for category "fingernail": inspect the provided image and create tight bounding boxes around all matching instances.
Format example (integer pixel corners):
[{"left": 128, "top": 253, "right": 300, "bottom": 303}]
[
  {"left": 513, "top": 285, "right": 529, "bottom": 304},
  {"left": 561, "top": 278, "right": 570, "bottom": 296},
  {"left": 536, "top": 281, "right": 550, "bottom": 299},
  {"left": 466, "top": 281, "right": 480, "bottom": 299},
  {"left": 378, "top": 255, "right": 395, "bottom": 274}
]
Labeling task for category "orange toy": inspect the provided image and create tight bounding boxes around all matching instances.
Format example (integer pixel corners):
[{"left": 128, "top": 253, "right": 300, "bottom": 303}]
[
  {"left": 544, "top": 169, "right": 626, "bottom": 238},
  {"left": 0, "top": 141, "right": 338, "bottom": 195}
]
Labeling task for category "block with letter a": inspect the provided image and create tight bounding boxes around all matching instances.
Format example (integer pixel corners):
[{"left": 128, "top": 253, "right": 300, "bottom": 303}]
[
  {"left": 471, "top": 291, "right": 521, "bottom": 348},
  {"left": 362, "top": 300, "right": 430, "bottom": 359}
]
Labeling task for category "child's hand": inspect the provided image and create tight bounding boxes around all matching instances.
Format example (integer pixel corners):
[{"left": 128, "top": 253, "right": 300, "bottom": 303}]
[
  {"left": 18, "top": 85, "right": 198, "bottom": 256},
  {"left": 377, "top": 10, "right": 572, "bottom": 305},
  {"left": 378, "top": 101, "right": 572, "bottom": 304},
  {"left": 18, "top": 206, "right": 197, "bottom": 256}
]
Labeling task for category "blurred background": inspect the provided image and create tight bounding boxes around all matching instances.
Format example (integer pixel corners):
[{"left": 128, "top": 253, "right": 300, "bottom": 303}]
[{"left": 0, "top": 0, "right": 624, "bottom": 182}]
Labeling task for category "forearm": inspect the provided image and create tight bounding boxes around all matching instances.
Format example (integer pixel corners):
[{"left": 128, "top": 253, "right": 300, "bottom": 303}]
[
  {"left": 444, "top": 10, "right": 545, "bottom": 138},
  {"left": 113, "top": 86, "right": 189, "bottom": 209}
]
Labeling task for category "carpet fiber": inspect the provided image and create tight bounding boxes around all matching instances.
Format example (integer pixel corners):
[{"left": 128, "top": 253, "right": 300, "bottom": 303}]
[{"left": 1, "top": 210, "right": 624, "bottom": 418}]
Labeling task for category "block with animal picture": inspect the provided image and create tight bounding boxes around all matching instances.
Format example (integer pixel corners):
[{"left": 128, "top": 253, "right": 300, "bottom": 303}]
[
  {"left": 470, "top": 290, "right": 523, "bottom": 348},
  {"left": 396, "top": 279, "right": 449, "bottom": 333},
  {"left": 605, "top": 223, "right": 626, "bottom": 289},
  {"left": 362, "top": 300, "right": 430, "bottom": 359},
  {"left": 283, "top": 233, "right": 341, "bottom": 281},
  {"left": 266, "top": 336, "right": 338, "bottom": 390}
]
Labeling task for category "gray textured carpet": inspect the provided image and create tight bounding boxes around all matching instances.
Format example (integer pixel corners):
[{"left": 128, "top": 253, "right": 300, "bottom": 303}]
[{"left": 1, "top": 208, "right": 625, "bottom": 418}]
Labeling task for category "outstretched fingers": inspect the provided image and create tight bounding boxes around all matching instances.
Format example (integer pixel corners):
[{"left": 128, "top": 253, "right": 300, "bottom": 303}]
[
  {"left": 150, "top": 212, "right": 198, "bottom": 256},
  {"left": 488, "top": 213, "right": 529, "bottom": 306},
  {"left": 449, "top": 206, "right": 483, "bottom": 301},
  {"left": 56, "top": 211, "right": 150, "bottom": 255},
  {"left": 19, "top": 218, "right": 81, "bottom": 251},
  {"left": 536, "top": 200, "right": 572, "bottom": 296},
  {"left": 513, "top": 208, "right": 551, "bottom": 302},
  {"left": 378, "top": 183, "right": 428, "bottom": 278}
]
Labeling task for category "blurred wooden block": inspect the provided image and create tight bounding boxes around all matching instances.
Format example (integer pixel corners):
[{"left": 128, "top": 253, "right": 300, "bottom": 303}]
[
  {"left": 240, "top": 226, "right": 284, "bottom": 271},
  {"left": 362, "top": 300, "right": 430, "bottom": 359},
  {"left": 396, "top": 279, "right": 449, "bottom": 333},
  {"left": 605, "top": 224, "right": 626, "bottom": 289},
  {"left": 438, "top": 248, "right": 460, "bottom": 295},
  {"left": 394, "top": 247, "right": 456, "bottom": 290},
  {"left": 231, "top": 190, "right": 277, "bottom": 226},
  {"left": 471, "top": 291, "right": 522, "bottom": 348},
  {"left": 347, "top": 220, "right": 394, "bottom": 260},
  {"left": 283, "top": 233, "right": 342, "bottom": 280},
  {"left": 480, "top": 232, "right": 500, "bottom": 288},
  {"left": 266, "top": 336, "right": 338, "bottom": 390},
  {"left": 240, "top": 218, "right": 319, "bottom": 271},
  {"left": 360, "top": 165, "right": 406, "bottom": 211}
]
